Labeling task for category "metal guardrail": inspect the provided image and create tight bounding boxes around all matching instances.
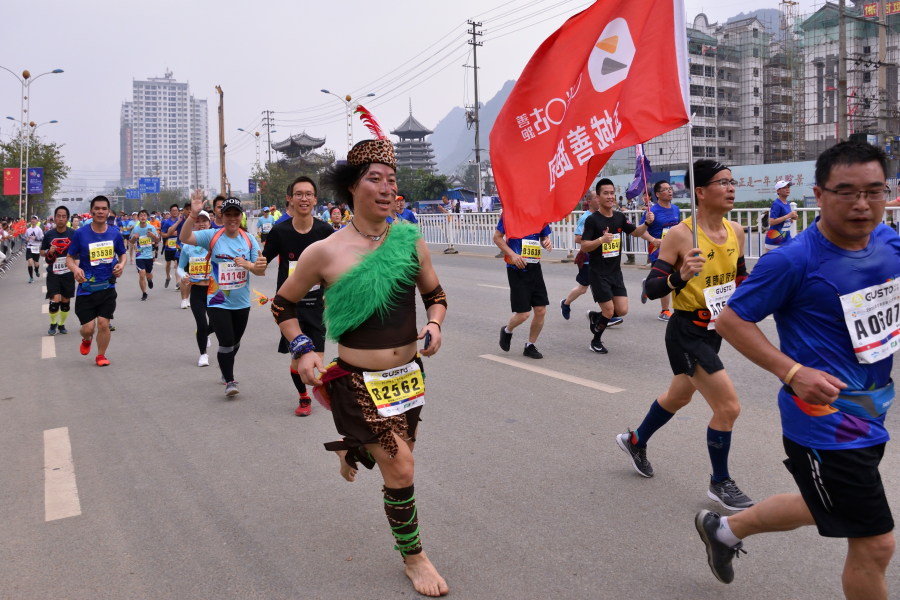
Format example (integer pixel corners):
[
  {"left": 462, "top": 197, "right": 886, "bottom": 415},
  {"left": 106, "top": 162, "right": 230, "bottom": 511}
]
[
  {"left": 0, "top": 234, "right": 26, "bottom": 278},
  {"left": 418, "top": 207, "right": 834, "bottom": 260}
]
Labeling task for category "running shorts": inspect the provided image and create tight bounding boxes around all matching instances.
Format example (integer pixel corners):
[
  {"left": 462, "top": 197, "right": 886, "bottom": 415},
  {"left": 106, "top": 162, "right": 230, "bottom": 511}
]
[
  {"left": 278, "top": 299, "right": 326, "bottom": 354},
  {"left": 782, "top": 436, "right": 893, "bottom": 538},
  {"left": 135, "top": 258, "right": 154, "bottom": 273},
  {"left": 589, "top": 269, "right": 627, "bottom": 304},
  {"left": 575, "top": 263, "right": 590, "bottom": 287},
  {"left": 665, "top": 311, "right": 724, "bottom": 376},
  {"left": 74, "top": 287, "right": 117, "bottom": 324},
  {"left": 26, "top": 249, "right": 40, "bottom": 261},
  {"left": 46, "top": 273, "right": 76, "bottom": 299},
  {"left": 260, "top": 233, "right": 269, "bottom": 243},
  {"left": 164, "top": 248, "right": 178, "bottom": 262},
  {"left": 506, "top": 265, "right": 549, "bottom": 314}
]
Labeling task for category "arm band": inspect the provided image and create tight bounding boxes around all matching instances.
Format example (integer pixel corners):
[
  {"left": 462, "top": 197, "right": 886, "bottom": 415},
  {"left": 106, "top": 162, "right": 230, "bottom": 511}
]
[
  {"left": 289, "top": 335, "right": 316, "bottom": 360},
  {"left": 270, "top": 294, "right": 298, "bottom": 324},
  {"left": 644, "top": 260, "right": 688, "bottom": 300},
  {"left": 736, "top": 256, "right": 748, "bottom": 286},
  {"left": 421, "top": 284, "right": 447, "bottom": 309}
]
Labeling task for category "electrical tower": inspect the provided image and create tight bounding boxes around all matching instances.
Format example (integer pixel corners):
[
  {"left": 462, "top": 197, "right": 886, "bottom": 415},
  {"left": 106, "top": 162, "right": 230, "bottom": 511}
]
[
  {"left": 467, "top": 20, "right": 484, "bottom": 212},
  {"left": 263, "top": 110, "right": 274, "bottom": 166}
]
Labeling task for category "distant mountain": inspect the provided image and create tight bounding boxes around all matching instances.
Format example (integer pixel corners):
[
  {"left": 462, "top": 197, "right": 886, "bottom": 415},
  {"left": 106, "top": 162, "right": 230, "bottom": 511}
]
[
  {"left": 430, "top": 80, "right": 516, "bottom": 175},
  {"left": 726, "top": 9, "right": 780, "bottom": 35}
]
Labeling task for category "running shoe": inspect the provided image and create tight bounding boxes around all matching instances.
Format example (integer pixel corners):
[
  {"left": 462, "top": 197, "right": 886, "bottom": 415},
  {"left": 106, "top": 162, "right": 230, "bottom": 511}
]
[
  {"left": 587, "top": 310, "right": 600, "bottom": 333},
  {"left": 225, "top": 381, "right": 240, "bottom": 397},
  {"left": 221, "top": 374, "right": 227, "bottom": 385},
  {"left": 35, "top": 269, "right": 40, "bottom": 278},
  {"left": 708, "top": 478, "right": 755, "bottom": 511},
  {"left": 607, "top": 316, "right": 624, "bottom": 327},
  {"left": 560, "top": 298, "right": 571, "bottom": 320},
  {"left": 658, "top": 310, "right": 672, "bottom": 322},
  {"left": 96, "top": 354, "right": 110, "bottom": 367},
  {"left": 148, "top": 279, "right": 153, "bottom": 289},
  {"left": 589, "top": 338, "right": 608, "bottom": 354},
  {"left": 296, "top": 395, "right": 312, "bottom": 417},
  {"left": 58, "top": 326, "right": 68, "bottom": 335},
  {"left": 180, "top": 299, "right": 188, "bottom": 309},
  {"left": 198, "top": 354, "right": 209, "bottom": 367},
  {"left": 523, "top": 344, "right": 543, "bottom": 359},
  {"left": 640, "top": 278, "right": 648, "bottom": 304},
  {"left": 615, "top": 429, "right": 653, "bottom": 477},
  {"left": 28, "top": 277, "right": 34, "bottom": 283},
  {"left": 80, "top": 336, "right": 93, "bottom": 355},
  {"left": 48, "top": 324, "right": 58, "bottom": 336},
  {"left": 109, "top": 324, "right": 116, "bottom": 332},
  {"left": 165, "top": 278, "right": 170, "bottom": 288},
  {"left": 175, "top": 281, "right": 180, "bottom": 290},
  {"left": 141, "top": 293, "right": 148, "bottom": 301},
  {"left": 499, "top": 326, "right": 512, "bottom": 352},
  {"left": 694, "top": 510, "right": 747, "bottom": 584},
  {"left": 185, "top": 299, "right": 190, "bottom": 308}
]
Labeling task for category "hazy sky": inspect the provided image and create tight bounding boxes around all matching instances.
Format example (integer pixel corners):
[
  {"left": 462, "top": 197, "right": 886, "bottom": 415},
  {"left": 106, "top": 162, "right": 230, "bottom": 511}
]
[{"left": 0, "top": 0, "right": 822, "bottom": 194}]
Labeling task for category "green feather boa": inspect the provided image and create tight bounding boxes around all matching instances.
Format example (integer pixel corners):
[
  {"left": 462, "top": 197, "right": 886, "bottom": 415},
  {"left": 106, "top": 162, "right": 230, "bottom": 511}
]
[{"left": 323, "top": 222, "right": 421, "bottom": 343}]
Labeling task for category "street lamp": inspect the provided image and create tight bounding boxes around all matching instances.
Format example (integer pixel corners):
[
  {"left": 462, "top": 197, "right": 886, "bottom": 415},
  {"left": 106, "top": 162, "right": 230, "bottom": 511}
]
[
  {"left": 320, "top": 90, "right": 376, "bottom": 154},
  {"left": 25, "top": 119, "right": 58, "bottom": 218},
  {"left": 0, "top": 67, "right": 63, "bottom": 218}
]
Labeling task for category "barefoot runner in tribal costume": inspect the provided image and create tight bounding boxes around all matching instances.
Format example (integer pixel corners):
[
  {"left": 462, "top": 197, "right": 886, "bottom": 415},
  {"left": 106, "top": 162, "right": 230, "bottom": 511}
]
[{"left": 271, "top": 107, "right": 449, "bottom": 597}]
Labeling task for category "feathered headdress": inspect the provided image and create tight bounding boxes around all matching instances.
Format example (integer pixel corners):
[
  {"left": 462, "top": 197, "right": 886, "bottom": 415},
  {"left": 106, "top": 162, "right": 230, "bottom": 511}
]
[
  {"left": 347, "top": 105, "right": 396, "bottom": 169},
  {"left": 354, "top": 105, "right": 387, "bottom": 140}
]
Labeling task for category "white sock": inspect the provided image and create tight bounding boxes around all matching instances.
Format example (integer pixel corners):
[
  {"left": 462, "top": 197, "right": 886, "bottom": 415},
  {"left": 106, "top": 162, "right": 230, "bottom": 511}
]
[
  {"left": 525, "top": 342, "right": 534, "bottom": 348},
  {"left": 715, "top": 516, "right": 742, "bottom": 547},
  {"left": 504, "top": 326, "right": 512, "bottom": 334}
]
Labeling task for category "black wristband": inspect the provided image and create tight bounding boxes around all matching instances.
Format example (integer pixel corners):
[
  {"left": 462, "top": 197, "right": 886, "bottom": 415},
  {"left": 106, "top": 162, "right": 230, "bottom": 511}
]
[{"left": 668, "top": 270, "right": 688, "bottom": 290}]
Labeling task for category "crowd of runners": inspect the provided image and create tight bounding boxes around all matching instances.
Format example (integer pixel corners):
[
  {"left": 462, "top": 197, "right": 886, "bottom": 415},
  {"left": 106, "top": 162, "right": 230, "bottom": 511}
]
[{"left": 8, "top": 137, "right": 899, "bottom": 598}]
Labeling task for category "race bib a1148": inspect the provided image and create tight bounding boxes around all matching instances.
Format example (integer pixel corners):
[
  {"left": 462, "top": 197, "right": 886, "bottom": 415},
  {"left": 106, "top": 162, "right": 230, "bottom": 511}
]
[{"left": 840, "top": 280, "right": 900, "bottom": 364}]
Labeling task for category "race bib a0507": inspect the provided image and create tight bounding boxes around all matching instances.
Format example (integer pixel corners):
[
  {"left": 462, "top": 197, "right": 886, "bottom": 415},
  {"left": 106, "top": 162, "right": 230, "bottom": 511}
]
[
  {"left": 363, "top": 361, "right": 425, "bottom": 418},
  {"left": 702, "top": 281, "right": 736, "bottom": 330},
  {"left": 840, "top": 280, "right": 900, "bottom": 364}
]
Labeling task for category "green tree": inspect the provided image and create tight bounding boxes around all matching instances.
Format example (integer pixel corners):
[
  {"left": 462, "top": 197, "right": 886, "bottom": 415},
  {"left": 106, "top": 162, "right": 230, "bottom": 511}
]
[
  {"left": 0, "top": 128, "right": 71, "bottom": 218},
  {"left": 396, "top": 166, "right": 450, "bottom": 201},
  {"left": 251, "top": 149, "right": 335, "bottom": 210}
]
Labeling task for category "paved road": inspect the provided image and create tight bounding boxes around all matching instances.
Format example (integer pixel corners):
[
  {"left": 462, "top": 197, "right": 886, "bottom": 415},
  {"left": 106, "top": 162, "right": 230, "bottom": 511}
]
[{"left": 2, "top": 248, "right": 898, "bottom": 599}]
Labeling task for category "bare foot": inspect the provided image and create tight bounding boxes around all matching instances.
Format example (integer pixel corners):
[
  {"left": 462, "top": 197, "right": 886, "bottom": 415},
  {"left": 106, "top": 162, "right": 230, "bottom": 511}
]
[
  {"left": 404, "top": 552, "right": 449, "bottom": 597},
  {"left": 334, "top": 450, "right": 357, "bottom": 482}
]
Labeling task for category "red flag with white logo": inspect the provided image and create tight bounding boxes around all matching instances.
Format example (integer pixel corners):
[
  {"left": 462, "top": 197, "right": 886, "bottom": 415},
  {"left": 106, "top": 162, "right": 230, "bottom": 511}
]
[
  {"left": 491, "top": 0, "right": 689, "bottom": 237},
  {"left": 3, "top": 168, "right": 20, "bottom": 196}
]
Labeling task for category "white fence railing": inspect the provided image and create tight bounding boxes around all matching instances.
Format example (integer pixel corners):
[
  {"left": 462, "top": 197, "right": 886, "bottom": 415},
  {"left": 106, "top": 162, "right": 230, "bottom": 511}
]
[{"left": 418, "top": 208, "right": 840, "bottom": 260}]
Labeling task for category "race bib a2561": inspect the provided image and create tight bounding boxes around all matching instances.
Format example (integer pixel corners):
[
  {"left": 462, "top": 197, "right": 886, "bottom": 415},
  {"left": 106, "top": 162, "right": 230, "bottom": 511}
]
[{"left": 840, "top": 281, "right": 900, "bottom": 364}]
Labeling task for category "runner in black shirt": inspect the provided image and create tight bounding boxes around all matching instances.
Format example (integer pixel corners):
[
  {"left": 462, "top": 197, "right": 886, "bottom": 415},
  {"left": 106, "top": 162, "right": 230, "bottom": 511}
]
[
  {"left": 581, "top": 178, "right": 655, "bottom": 353},
  {"left": 263, "top": 176, "right": 334, "bottom": 416},
  {"left": 40, "top": 205, "right": 76, "bottom": 335}
]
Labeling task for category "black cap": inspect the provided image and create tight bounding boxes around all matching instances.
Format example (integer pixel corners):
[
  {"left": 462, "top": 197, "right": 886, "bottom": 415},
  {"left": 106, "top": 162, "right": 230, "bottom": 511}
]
[{"left": 221, "top": 198, "right": 243, "bottom": 214}]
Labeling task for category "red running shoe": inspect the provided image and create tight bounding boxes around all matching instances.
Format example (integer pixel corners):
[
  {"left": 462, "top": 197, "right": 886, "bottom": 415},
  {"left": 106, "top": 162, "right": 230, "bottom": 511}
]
[
  {"left": 95, "top": 354, "right": 110, "bottom": 367},
  {"left": 295, "top": 395, "right": 312, "bottom": 417},
  {"left": 80, "top": 336, "right": 93, "bottom": 355}
]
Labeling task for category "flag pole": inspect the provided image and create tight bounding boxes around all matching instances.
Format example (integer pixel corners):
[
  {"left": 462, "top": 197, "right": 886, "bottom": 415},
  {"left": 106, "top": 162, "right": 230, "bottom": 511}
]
[{"left": 686, "top": 113, "right": 698, "bottom": 248}]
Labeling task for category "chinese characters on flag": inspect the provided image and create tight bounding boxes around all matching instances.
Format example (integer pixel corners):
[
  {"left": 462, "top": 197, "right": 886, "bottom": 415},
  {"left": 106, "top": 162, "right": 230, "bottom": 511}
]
[
  {"left": 3, "top": 168, "right": 20, "bottom": 196},
  {"left": 491, "top": 0, "right": 690, "bottom": 237}
]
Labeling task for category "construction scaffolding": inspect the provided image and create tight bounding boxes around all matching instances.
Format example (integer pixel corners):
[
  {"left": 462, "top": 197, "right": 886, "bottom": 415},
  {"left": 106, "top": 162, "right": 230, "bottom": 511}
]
[{"left": 634, "top": 1, "right": 900, "bottom": 175}]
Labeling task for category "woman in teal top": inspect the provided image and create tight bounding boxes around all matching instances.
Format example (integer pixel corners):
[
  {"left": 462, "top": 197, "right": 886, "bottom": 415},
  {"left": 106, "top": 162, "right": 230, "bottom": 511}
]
[{"left": 178, "top": 210, "right": 214, "bottom": 367}]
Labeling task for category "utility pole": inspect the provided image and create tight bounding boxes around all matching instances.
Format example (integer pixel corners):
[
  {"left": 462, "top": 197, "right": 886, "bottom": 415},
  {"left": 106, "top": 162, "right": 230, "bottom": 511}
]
[
  {"left": 468, "top": 20, "right": 484, "bottom": 212},
  {"left": 216, "top": 86, "right": 227, "bottom": 197},
  {"left": 878, "top": 0, "right": 888, "bottom": 149},
  {"left": 191, "top": 143, "right": 199, "bottom": 191},
  {"left": 264, "top": 110, "right": 273, "bottom": 165},
  {"left": 838, "top": 0, "right": 848, "bottom": 140}
]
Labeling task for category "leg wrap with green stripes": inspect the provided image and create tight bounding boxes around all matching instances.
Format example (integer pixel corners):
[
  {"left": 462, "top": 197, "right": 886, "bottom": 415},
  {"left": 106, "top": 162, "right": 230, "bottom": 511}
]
[{"left": 383, "top": 484, "right": 422, "bottom": 557}]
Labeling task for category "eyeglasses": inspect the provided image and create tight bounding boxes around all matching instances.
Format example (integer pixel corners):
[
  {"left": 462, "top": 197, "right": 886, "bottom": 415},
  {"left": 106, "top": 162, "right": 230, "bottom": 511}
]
[
  {"left": 705, "top": 178, "right": 738, "bottom": 188},
  {"left": 292, "top": 192, "right": 316, "bottom": 199},
  {"left": 821, "top": 186, "right": 890, "bottom": 202}
]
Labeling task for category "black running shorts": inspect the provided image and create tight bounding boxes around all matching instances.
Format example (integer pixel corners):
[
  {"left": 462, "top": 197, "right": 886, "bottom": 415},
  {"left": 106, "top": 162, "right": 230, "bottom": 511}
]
[
  {"left": 589, "top": 269, "right": 627, "bottom": 304},
  {"left": 74, "top": 287, "right": 117, "bottom": 324},
  {"left": 26, "top": 249, "right": 40, "bottom": 261},
  {"left": 164, "top": 248, "right": 178, "bottom": 262},
  {"left": 665, "top": 311, "right": 724, "bottom": 376},
  {"left": 782, "top": 436, "right": 894, "bottom": 538},
  {"left": 278, "top": 299, "right": 326, "bottom": 354},
  {"left": 46, "top": 273, "right": 76, "bottom": 299},
  {"left": 575, "top": 263, "right": 590, "bottom": 287},
  {"left": 506, "top": 264, "right": 549, "bottom": 314},
  {"left": 135, "top": 258, "right": 154, "bottom": 273}
]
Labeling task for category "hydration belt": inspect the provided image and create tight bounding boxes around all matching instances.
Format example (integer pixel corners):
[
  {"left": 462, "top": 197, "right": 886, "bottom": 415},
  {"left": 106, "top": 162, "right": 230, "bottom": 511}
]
[
  {"left": 783, "top": 380, "right": 893, "bottom": 419},
  {"left": 80, "top": 277, "right": 115, "bottom": 293}
]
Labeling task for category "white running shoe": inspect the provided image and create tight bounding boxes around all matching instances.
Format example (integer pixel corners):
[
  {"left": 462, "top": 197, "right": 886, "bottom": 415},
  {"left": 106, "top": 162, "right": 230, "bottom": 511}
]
[
  {"left": 198, "top": 354, "right": 209, "bottom": 367},
  {"left": 180, "top": 299, "right": 188, "bottom": 309},
  {"left": 185, "top": 299, "right": 191, "bottom": 308}
]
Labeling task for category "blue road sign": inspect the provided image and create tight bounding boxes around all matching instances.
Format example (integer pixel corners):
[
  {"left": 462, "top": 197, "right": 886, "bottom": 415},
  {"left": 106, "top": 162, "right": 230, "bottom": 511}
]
[
  {"left": 138, "top": 177, "right": 160, "bottom": 194},
  {"left": 126, "top": 188, "right": 141, "bottom": 200},
  {"left": 249, "top": 180, "right": 257, "bottom": 194},
  {"left": 27, "top": 167, "right": 43, "bottom": 194}
]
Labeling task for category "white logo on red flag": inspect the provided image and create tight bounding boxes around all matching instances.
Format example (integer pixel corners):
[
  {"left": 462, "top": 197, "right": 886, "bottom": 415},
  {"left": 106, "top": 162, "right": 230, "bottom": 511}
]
[{"left": 588, "top": 19, "right": 636, "bottom": 92}]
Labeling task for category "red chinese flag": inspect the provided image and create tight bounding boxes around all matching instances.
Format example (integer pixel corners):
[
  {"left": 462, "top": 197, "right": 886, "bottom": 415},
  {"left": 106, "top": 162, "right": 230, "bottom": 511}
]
[
  {"left": 491, "top": 0, "right": 690, "bottom": 237},
  {"left": 3, "top": 168, "right": 20, "bottom": 196}
]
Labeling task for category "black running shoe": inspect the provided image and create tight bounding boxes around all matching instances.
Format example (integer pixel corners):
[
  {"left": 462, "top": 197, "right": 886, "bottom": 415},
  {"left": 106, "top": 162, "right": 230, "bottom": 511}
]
[
  {"left": 708, "top": 478, "right": 755, "bottom": 511},
  {"left": 523, "top": 344, "right": 543, "bottom": 359},
  {"left": 607, "top": 316, "right": 624, "bottom": 327},
  {"left": 58, "top": 325, "right": 68, "bottom": 334},
  {"left": 165, "top": 278, "right": 170, "bottom": 288},
  {"left": 560, "top": 298, "right": 571, "bottom": 320},
  {"left": 694, "top": 510, "right": 747, "bottom": 584},
  {"left": 589, "top": 338, "right": 608, "bottom": 354},
  {"left": 499, "top": 326, "right": 512, "bottom": 352},
  {"left": 148, "top": 278, "right": 153, "bottom": 289},
  {"left": 615, "top": 430, "right": 653, "bottom": 477},
  {"left": 640, "top": 278, "right": 648, "bottom": 304},
  {"left": 587, "top": 310, "right": 600, "bottom": 333},
  {"left": 141, "top": 293, "right": 148, "bottom": 301}
]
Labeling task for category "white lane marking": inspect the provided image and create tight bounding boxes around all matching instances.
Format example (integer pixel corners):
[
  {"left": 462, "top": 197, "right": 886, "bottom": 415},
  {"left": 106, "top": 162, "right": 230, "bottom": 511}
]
[
  {"left": 154, "top": 261, "right": 163, "bottom": 266},
  {"left": 41, "top": 337, "right": 56, "bottom": 359},
  {"left": 42, "top": 285, "right": 47, "bottom": 293},
  {"left": 480, "top": 354, "right": 625, "bottom": 394},
  {"left": 42, "top": 304, "right": 49, "bottom": 314},
  {"left": 44, "top": 427, "right": 82, "bottom": 521},
  {"left": 477, "top": 284, "right": 509, "bottom": 290}
]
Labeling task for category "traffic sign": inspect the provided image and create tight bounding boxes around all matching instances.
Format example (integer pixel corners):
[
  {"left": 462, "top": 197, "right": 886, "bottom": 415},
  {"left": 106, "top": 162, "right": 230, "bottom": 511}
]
[
  {"left": 126, "top": 188, "right": 141, "bottom": 200},
  {"left": 249, "top": 180, "right": 257, "bottom": 194},
  {"left": 138, "top": 177, "right": 160, "bottom": 194}
]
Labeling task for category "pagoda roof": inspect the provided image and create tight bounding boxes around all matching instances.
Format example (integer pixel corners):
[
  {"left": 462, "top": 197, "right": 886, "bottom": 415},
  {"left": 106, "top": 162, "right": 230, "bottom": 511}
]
[
  {"left": 272, "top": 131, "right": 326, "bottom": 153},
  {"left": 391, "top": 113, "right": 433, "bottom": 137}
]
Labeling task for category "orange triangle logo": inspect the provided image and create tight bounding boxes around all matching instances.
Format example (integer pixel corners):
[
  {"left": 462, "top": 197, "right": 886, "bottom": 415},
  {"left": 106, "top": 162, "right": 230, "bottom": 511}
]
[{"left": 595, "top": 36, "right": 618, "bottom": 54}]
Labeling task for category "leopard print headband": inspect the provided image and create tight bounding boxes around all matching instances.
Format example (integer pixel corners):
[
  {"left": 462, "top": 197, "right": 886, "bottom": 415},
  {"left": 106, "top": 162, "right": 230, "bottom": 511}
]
[{"left": 347, "top": 139, "right": 396, "bottom": 171}]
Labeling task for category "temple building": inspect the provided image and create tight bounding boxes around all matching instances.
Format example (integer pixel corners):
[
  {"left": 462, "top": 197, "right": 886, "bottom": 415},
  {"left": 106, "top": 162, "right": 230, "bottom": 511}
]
[
  {"left": 391, "top": 105, "right": 436, "bottom": 173},
  {"left": 272, "top": 131, "right": 328, "bottom": 168}
]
